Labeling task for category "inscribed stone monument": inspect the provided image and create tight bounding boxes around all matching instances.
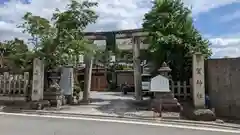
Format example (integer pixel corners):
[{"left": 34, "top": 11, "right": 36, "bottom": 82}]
[
  {"left": 192, "top": 52, "right": 205, "bottom": 108},
  {"left": 31, "top": 58, "right": 44, "bottom": 101},
  {"left": 59, "top": 67, "right": 74, "bottom": 96},
  {"left": 150, "top": 75, "right": 170, "bottom": 92}
]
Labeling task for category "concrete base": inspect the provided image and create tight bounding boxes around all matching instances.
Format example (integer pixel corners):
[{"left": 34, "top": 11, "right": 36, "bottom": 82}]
[
  {"left": 29, "top": 100, "right": 50, "bottom": 110},
  {"left": 0, "top": 96, "right": 27, "bottom": 102},
  {"left": 180, "top": 103, "right": 216, "bottom": 121},
  {"left": 44, "top": 91, "right": 64, "bottom": 108},
  {"left": 49, "top": 99, "right": 62, "bottom": 108},
  {"left": 152, "top": 92, "right": 182, "bottom": 113},
  {"left": 64, "top": 95, "right": 73, "bottom": 104}
]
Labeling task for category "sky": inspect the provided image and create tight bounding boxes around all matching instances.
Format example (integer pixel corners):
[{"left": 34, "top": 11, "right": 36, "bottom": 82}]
[{"left": 0, "top": 0, "right": 240, "bottom": 58}]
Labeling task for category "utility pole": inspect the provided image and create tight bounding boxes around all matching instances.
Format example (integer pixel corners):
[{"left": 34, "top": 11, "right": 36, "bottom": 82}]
[
  {"left": 82, "top": 54, "right": 93, "bottom": 103},
  {"left": 133, "top": 36, "right": 142, "bottom": 101}
]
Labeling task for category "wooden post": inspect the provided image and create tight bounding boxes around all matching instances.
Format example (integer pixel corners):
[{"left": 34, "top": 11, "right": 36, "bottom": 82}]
[
  {"left": 82, "top": 54, "right": 93, "bottom": 103},
  {"left": 133, "top": 36, "right": 142, "bottom": 101}
]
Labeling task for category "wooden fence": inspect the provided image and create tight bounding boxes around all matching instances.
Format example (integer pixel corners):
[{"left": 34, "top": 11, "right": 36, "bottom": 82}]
[
  {"left": 170, "top": 79, "right": 192, "bottom": 101},
  {"left": 0, "top": 72, "right": 30, "bottom": 101}
]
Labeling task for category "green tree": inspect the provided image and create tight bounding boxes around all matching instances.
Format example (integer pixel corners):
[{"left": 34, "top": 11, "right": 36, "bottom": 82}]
[
  {"left": 19, "top": 0, "right": 99, "bottom": 69},
  {"left": 142, "top": 0, "right": 211, "bottom": 80},
  {"left": 50, "top": 0, "right": 98, "bottom": 67},
  {"left": 18, "top": 0, "right": 99, "bottom": 102},
  {"left": 0, "top": 38, "right": 32, "bottom": 71},
  {"left": 18, "top": 12, "right": 53, "bottom": 47}
]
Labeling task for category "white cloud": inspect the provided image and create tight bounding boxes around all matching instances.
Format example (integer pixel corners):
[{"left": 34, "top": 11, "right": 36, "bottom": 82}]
[
  {"left": 184, "top": 0, "right": 239, "bottom": 15},
  {"left": 0, "top": 0, "right": 240, "bottom": 57},
  {"left": 209, "top": 34, "right": 240, "bottom": 58},
  {"left": 220, "top": 10, "right": 240, "bottom": 23}
]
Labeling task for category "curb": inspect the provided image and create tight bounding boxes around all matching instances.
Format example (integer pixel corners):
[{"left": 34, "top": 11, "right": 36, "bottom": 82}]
[{"left": 6, "top": 109, "right": 240, "bottom": 129}]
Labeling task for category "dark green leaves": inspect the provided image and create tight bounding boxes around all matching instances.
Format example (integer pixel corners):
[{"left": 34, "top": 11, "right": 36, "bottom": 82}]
[
  {"left": 142, "top": 0, "right": 211, "bottom": 80},
  {"left": 19, "top": 0, "right": 99, "bottom": 69}
]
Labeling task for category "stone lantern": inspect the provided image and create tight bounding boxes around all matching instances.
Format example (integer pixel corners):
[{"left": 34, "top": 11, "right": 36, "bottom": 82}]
[
  {"left": 151, "top": 62, "right": 182, "bottom": 113},
  {"left": 48, "top": 68, "right": 61, "bottom": 85},
  {"left": 44, "top": 67, "right": 63, "bottom": 108},
  {"left": 142, "top": 63, "right": 151, "bottom": 74},
  {"left": 158, "top": 62, "right": 171, "bottom": 78}
]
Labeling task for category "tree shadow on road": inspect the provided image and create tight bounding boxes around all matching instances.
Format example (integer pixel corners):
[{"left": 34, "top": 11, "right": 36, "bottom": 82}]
[{"left": 94, "top": 98, "right": 153, "bottom": 118}]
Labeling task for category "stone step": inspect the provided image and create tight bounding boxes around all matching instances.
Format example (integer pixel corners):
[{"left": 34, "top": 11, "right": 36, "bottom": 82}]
[
  {"left": 49, "top": 99, "right": 62, "bottom": 108},
  {"left": 44, "top": 91, "right": 61, "bottom": 96},
  {"left": 161, "top": 98, "right": 178, "bottom": 104}
]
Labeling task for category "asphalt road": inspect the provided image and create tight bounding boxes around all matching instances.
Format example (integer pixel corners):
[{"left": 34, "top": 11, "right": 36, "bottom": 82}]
[{"left": 0, "top": 114, "right": 239, "bottom": 135}]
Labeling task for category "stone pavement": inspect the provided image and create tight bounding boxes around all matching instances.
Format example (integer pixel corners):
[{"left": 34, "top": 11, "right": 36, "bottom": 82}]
[
  {"left": 48, "top": 92, "right": 180, "bottom": 119},
  {"left": 1, "top": 92, "right": 240, "bottom": 129}
]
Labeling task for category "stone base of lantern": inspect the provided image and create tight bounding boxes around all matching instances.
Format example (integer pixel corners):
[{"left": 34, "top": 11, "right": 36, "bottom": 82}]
[
  {"left": 151, "top": 92, "right": 182, "bottom": 112},
  {"left": 49, "top": 99, "right": 62, "bottom": 108},
  {"left": 64, "top": 95, "right": 73, "bottom": 104},
  {"left": 43, "top": 91, "right": 64, "bottom": 108},
  {"left": 29, "top": 100, "right": 50, "bottom": 110}
]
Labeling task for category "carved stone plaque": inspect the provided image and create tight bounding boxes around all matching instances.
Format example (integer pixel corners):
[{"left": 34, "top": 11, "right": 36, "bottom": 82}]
[{"left": 150, "top": 75, "right": 170, "bottom": 92}]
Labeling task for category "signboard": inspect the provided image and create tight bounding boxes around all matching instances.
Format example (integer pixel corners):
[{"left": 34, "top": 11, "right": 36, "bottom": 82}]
[
  {"left": 116, "top": 38, "right": 149, "bottom": 50},
  {"left": 94, "top": 40, "right": 106, "bottom": 50},
  {"left": 150, "top": 75, "right": 170, "bottom": 92},
  {"left": 116, "top": 38, "right": 132, "bottom": 50},
  {"left": 115, "top": 31, "right": 148, "bottom": 38}
]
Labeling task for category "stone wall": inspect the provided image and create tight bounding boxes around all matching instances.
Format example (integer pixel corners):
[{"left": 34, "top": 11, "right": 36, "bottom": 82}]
[{"left": 206, "top": 58, "right": 240, "bottom": 119}]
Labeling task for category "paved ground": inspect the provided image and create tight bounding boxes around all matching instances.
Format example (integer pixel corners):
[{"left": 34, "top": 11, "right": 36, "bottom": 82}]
[
  {"left": 0, "top": 113, "right": 239, "bottom": 135},
  {"left": 56, "top": 91, "right": 179, "bottom": 118}
]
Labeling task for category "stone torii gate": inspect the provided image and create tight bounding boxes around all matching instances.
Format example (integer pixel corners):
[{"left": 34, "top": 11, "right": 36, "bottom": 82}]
[
  {"left": 84, "top": 29, "right": 148, "bottom": 101},
  {"left": 83, "top": 29, "right": 206, "bottom": 108}
]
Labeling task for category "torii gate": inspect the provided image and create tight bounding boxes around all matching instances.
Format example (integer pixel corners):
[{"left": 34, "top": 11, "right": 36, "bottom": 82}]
[
  {"left": 83, "top": 28, "right": 148, "bottom": 101},
  {"left": 83, "top": 29, "right": 206, "bottom": 107}
]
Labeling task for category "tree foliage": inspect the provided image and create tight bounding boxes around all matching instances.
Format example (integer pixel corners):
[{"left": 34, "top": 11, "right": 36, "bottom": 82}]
[
  {"left": 18, "top": 0, "right": 98, "bottom": 69},
  {"left": 0, "top": 38, "right": 33, "bottom": 71},
  {"left": 18, "top": 12, "right": 54, "bottom": 49},
  {"left": 142, "top": 0, "right": 212, "bottom": 80}
]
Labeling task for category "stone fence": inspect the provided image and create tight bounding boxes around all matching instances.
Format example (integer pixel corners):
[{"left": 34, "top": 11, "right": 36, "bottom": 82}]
[
  {"left": 170, "top": 79, "right": 192, "bottom": 102},
  {"left": 0, "top": 72, "right": 30, "bottom": 102}
]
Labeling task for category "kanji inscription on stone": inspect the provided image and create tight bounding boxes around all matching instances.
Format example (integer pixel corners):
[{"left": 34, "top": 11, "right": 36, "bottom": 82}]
[
  {"left": 197, "top": 92, "right": 203, "bottom": 99},
  {"left": 33, "top": 89, "right": 38, "bottom": 93},
  {"left": 33, "top": 79, "right": 39, "bottom": 85},
  {"left": 196, "top": 68, "right": 202, "bottom": 74},
  {"left": 196, "top": 80, "right": 203, "bottom": 85}
]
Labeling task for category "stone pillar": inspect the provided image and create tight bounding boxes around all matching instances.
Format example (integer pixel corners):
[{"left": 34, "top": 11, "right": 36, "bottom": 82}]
[
  {"left": 31, "top": 58, "right": 44, "bottom": 101},
  {"left": 192, "top": 52, "right": 205, "bottom": 108},
  {"left": 133, "top": 36, "right": 142, "bottom": 101},
  {"left": 59, "top": 66, "right": 74, "bottom": 103},
  {"left": 82, "top": 54, "right": 93, "bottom": 103}
]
